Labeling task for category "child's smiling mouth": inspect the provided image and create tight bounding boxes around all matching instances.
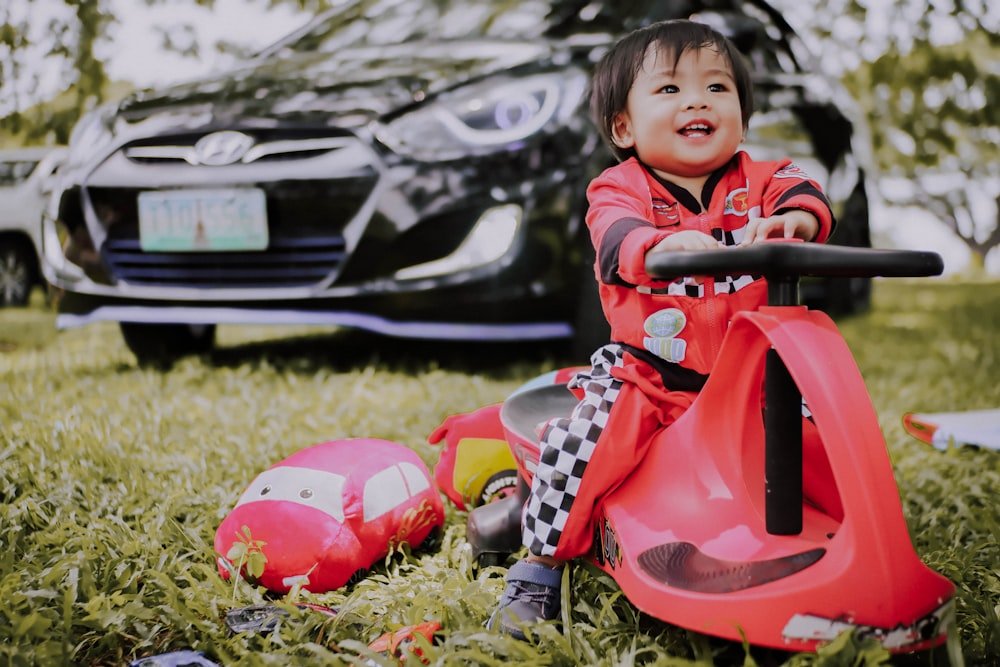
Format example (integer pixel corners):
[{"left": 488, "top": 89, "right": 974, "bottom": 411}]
[{"left": 680, "top": 122, "right": 713, "bottom": 137}]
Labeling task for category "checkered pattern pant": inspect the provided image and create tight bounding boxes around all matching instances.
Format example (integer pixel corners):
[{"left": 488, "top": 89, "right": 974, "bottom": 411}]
[{"left": 522, "top": 344, "right": 694, "bottom": 559}]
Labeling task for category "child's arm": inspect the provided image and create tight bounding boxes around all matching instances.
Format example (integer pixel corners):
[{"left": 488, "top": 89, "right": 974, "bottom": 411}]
[
  {"left": 739, "top": 209, "right": 820, "bottom": 246},
  {"left": 745, "top": 159, "right": 833, "bottom": 245},
  {"left": 650, "top": 230, "right": 722, "bottom": 253}
]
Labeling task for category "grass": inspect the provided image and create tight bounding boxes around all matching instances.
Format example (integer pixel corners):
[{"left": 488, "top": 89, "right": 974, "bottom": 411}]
[{"left": 1, "top": 279, "right": 998, "bottom": 666}]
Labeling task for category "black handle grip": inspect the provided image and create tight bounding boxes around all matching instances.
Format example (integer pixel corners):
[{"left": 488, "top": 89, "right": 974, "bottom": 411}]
[{"left": 644, "top": 242, "right": 944, "bottom": 281}]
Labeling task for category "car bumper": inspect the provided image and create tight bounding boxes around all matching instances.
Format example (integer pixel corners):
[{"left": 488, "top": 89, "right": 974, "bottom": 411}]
[{"left": 52, "top": 301, "right": 572, "bottom": 341}]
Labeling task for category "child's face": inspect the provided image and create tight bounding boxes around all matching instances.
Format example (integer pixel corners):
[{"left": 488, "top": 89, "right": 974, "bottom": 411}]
[{"left": 611, "top": 43, "right": 744, "bottom": 182}]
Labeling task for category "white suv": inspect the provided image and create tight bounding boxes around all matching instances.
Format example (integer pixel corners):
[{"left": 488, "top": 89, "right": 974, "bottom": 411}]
[{"left": 0, "top": 147, "right": 66, "bottom": 306}]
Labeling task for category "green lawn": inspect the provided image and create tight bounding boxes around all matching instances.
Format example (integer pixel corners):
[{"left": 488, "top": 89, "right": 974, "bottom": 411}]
[{"left": 1, "top": 279, "right": 998, "bottom": 666}]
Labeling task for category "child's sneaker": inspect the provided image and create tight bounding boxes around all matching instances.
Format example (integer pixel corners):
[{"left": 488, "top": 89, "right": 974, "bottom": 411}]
[{"left": 487, "top": 559, "right": 563, "bottom": 640}]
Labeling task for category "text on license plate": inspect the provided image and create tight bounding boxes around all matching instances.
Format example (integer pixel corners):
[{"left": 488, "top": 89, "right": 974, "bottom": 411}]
[{"left": 138, "top": 188, "right": 268, "bottom": 252}]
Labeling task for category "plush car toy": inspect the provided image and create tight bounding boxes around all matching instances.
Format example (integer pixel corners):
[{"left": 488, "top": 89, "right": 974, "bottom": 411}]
[
  {"left": 215, "top": 438, "right": 444, "bottom": 594},
  {"left": 427, "top": 404, "right": 516, "bottom": 512},
  {"left": 428, "top": 367, "right": 585, "bottom": 511}
]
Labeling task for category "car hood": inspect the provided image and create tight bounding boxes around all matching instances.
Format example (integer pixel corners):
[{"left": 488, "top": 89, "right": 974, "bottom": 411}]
[{"left": 113, "top": 39, "right": 559, "bottom": 137}]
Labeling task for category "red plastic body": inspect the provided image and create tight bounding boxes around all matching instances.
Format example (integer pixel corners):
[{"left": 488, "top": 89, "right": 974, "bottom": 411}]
[{"left": 500, "top": 307, "right": 956, "bottom": 653}]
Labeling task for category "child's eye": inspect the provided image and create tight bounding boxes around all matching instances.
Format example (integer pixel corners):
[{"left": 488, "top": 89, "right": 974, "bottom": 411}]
[
  {"left": 708, "top": 83, "right": 727, "bottom": 92},
  {"left": 659, "top": 85, "right": 679, "bottom": 94}
]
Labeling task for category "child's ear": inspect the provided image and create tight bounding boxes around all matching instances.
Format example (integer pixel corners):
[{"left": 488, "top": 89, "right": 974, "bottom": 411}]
[{"left": 611, "top": 112, "right": 635, "bottom": 149}]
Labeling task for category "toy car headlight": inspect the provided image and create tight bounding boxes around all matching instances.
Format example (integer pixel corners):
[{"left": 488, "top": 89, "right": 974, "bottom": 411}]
[{"left": 376, "top": 71, "right": 587, "bottom": 161}]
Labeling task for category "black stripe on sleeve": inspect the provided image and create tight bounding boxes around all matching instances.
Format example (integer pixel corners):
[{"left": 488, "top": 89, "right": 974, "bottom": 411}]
[
  {"left": 598, "top": 217, "right": 652, "bottom": 286},
  {"left": 773, "top": 181, "right": 831, "bottom": 212}
]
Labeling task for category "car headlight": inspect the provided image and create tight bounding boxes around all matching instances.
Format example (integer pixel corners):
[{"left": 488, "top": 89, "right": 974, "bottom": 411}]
[
  {"left": 395, "top": 204, "right": 522, "bottom": 281},
  {"left": 375, "top": 71, "right": 588, "bottom": 161}
]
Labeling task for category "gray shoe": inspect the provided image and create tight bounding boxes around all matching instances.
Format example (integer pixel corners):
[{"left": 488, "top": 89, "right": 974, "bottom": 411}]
[{"left": 487, "top": 559, "right": 563, "bottom": 640}]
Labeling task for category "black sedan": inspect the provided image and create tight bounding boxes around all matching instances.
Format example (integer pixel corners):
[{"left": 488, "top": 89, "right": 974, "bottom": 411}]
[{"left": 41, "top": 0, "right": 873, "bottom": 365}]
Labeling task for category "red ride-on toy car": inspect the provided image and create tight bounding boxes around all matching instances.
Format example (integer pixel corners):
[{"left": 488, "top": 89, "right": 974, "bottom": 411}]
[{"left": 458, "top": 242, "right": 963, "bottom": 662}]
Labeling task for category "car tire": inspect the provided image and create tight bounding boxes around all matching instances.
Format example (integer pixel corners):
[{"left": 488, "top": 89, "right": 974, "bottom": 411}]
[
  {"left": 119, "top": 322, "right": 217, "bottom": 367},
  {"left": 805, "top": 182, "right": 873, "bottom": 316},
  {"left": 570, "top": 253, "right": 610, "bottom": 363},
  {"left": 0, "top": 237, "right": 37, "bottom": 307}
]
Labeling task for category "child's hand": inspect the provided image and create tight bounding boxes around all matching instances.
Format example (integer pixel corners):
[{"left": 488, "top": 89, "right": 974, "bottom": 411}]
[
  {"left": 740, "top": 210, "right": 819, "bottom": 246},
  {"left": 650, "top": 230, "right": 722, "bottom": 253}
]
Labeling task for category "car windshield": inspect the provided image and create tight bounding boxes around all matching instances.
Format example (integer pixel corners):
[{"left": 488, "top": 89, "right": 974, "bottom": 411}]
[{"left": 260, "top": 0, "right": 746, "bottom": 55}]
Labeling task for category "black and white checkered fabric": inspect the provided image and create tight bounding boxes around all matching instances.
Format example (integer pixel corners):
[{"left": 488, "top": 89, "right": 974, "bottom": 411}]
[
  {"left": 522, "top": 344, "right": 625, "bottom": 556},
  {"left": 637, "top": 273, "right": 758, "bottom": 297}
]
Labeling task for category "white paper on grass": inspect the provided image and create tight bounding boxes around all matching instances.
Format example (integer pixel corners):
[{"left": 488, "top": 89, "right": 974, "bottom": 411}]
[{"left": 903, "top": 409, "right": 1000, "bottom": 450}]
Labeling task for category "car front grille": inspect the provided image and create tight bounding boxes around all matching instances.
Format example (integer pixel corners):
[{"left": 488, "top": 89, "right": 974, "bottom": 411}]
[
  {"left": 88, "top": 156, "right": 377, "bottom": 289},
  {"left": 102, "top": 234, "right": 347, "bottom": 287},
  {"left": 122, "top": 132, "right": 357, "bottom": 166}
]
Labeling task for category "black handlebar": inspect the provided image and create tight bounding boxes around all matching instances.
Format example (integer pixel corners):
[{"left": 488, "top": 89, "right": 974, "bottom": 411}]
[{"left": 644, "top": 242, "right": 944, "bottom": 281}]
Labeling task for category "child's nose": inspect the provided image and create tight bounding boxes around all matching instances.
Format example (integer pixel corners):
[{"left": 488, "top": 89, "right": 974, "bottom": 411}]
[{"left": 684, "top": 93, "right": 709, "bottom": 109}]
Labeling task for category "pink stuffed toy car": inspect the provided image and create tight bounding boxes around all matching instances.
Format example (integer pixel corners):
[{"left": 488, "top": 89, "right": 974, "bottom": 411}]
[{"left": 215, "top": 438, "right": 444, "bottom": 594}]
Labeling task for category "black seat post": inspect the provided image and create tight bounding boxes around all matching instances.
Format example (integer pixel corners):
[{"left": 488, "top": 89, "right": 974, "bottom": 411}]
[{"left": 764, "top": 272, "right": 803, "bottom": 535}]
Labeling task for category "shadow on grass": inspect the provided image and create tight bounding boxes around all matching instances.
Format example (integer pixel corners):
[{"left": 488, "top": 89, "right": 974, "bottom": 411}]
[
  {"left": 0, "top": 289, "right": 58, "bottom": 351},
  {"left": 204, "top": 328, "right": 583, "bottom": 378}
]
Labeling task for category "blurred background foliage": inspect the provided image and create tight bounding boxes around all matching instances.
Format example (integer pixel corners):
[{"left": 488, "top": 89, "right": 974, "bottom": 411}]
[
  {"left": 0, "top": 0, "right": 998, "bottom": 261},
  {"left": 828, "top": 0, "right": 1000, "bottom": 263}
]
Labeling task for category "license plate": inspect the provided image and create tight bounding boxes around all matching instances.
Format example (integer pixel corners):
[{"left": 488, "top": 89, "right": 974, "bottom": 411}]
[{"left": 138, "top": 188, "right": 268, "bottom": 252}]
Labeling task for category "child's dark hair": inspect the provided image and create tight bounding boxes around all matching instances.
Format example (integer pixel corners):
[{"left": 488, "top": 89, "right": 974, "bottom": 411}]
[{"left": 590, "top": 19, "right": 755, "bottom": 163}]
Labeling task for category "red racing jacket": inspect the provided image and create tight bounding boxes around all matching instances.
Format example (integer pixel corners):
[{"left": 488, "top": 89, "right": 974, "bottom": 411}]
[{"left": 585, "top": 152, "right": 834, "bottom": 387}]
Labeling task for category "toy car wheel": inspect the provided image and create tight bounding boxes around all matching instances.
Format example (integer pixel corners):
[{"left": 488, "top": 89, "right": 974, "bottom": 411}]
[
  {"left": 119, "top": 322, "right": 216, "bottom": 367},
  {"left": 0, "top": 239, "right": 36, "bottom": 307},
  {"left": 476, "top": 552, "right": 509, "bottom": 569},
  {"left": 478, "top": 469, "right": 520, "bottom": 506},
  {"left": 592, "top": 520, "right": 605, "bottom": 566},
  {"left": 345, "top": 568, "right": 368, "bottom": 587},
  {"left": 417, "top": 525, "right": 443, "bottom": 552}
]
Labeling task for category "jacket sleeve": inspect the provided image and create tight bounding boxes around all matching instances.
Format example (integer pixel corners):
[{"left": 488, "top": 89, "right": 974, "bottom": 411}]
[
  {"left": 762, "top": 160, "right": 836, "bottom": 243},
  {"left": 585, "top": 165, "right": 671, "bottom": 288}
]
